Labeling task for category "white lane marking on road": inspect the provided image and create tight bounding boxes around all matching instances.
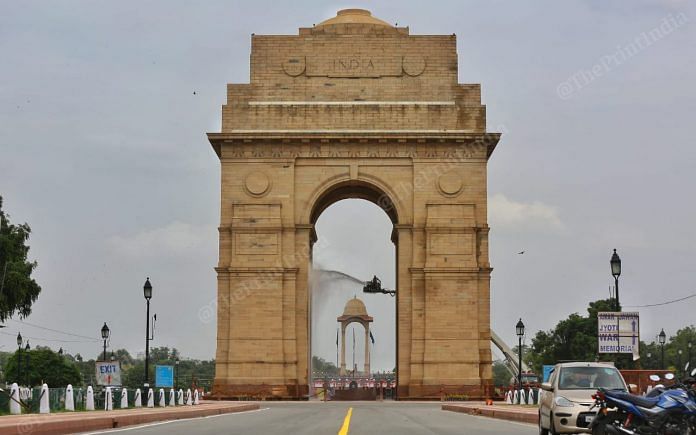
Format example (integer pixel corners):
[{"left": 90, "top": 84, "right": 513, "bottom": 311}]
[{"left": 80, "top": 407, "right": 270, "bottom": 434}]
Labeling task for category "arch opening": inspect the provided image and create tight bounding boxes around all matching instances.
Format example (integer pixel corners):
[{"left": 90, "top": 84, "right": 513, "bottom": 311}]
[{"left": 309, "top": 196, "right": 397, "bottom": 398}]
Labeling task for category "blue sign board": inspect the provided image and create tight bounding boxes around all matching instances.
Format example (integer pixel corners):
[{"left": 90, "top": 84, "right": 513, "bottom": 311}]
[
  {"left": 155, "top": 365, "right": 174, "bottom": 388},
  {"left": 542, "top": 365, "right": 555, "bottom": 383}
]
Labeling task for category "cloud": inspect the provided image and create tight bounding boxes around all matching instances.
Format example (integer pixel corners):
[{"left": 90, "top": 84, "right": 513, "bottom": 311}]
[
  {"left": 489, "top": 194, "right": 564, "bottom": 231},
  {"left": 107, "top": 221, "right": 216, "bottom": 258}
]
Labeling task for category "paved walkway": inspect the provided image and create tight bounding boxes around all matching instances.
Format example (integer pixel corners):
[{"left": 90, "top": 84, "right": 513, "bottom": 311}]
[
  {"left": 442, "top": 401, "right": 539, "bottom": 424},
  {"left": 0, "top": 401, "right": 259, "bottom": 435}
]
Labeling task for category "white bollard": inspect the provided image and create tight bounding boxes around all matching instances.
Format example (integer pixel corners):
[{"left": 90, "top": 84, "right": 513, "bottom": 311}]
[
  {"left": 86, "top": 386, "right": 95, "bottom": 411},
  {"left": 177, "top": 389, "right": 184, "bottom": 406},
  {"left": 521, "top": 389, "right": 528, "bottom": 405},
  {"left": 134, "top": 389, "right": 142, "bottom": 408},
  {"left": 186, "top": 389, "right": 192, "bottom": 406},
  {"left": 65, "top": 384, "right": 75, "bottom": 411},
  {"left": 169, "top": 389, "right": 176, "bottom": 407},
  {"left": 9, "top": 383, "right": 21, "bottom": 415},
  {"left": 158, "top": 389, "right": 165, "bottom": 407},
  {"left": 147, "top": 388, "right": 154, "bottom": 408},
  {"left": 512, "top": 390, "right": 518, "bottom": 404},
  {"left": 536, "top": 388, "right": 542, "bottom": 404},
  {"left": 121, "top": 388, "right": 128, "bottom": 409},
  {"left": 193, "top": 389, "right": 200, "bottom": 405},
  {"left": 105, "top": 387, "right": 113, "bottom": 411}
]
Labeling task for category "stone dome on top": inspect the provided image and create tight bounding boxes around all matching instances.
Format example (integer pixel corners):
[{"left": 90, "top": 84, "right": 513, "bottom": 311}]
[
  {"left": 316, "top": 9, "right": 393, "bottom": 28},
  {"left": 342, "top": 296, "right": 369, "bottom": 317}
]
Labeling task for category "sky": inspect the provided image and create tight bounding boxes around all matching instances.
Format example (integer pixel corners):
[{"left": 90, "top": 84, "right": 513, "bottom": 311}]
[{"left": 1, "top": 1, "right": 695, "bottom": 371}]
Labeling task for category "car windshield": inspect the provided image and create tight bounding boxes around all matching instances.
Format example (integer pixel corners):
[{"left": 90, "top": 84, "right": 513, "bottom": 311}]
[{"left": 558, "top": 367, "right": 625, "bottom": 390}]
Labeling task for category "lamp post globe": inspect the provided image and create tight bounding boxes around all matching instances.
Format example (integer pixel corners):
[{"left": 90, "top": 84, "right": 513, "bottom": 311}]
[
  {"left": 101, "top": 322, "right": 110, "bottom": 361},
  {"left": 610, "top": 249, "right": 621, "bottom": 311},
  {"left": 16, "top": 332, "right": 22, "bottom": 347},
  {"left": 659, "top": 329, "right": 666, "bottom": 369},
  {"left": 144, "top": 278, "right": 152, "bottom": 300},
  {"left": 515, "top": 318, "right": 525, "bottom": 403}
]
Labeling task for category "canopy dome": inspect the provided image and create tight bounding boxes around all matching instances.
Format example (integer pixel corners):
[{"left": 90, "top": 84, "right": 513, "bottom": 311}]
[
  {"left": 342, "top": 297, "right": 368, "bottom": 317},
  {"left": 316, "top": 9, "right": 393, "bottom": 28}
]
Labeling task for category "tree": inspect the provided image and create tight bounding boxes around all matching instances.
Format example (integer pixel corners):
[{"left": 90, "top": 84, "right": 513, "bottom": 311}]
[
  {"left": 312, "top": 356, "right": 339, "bottom": 375},
  {"left": 492, "top": 360, "right": 513, "bottom": 387},
  {"left": 4, "top": 347, "right": 81, "bottom": 387},
  {"left": 640, "top": 326, "right": 696, "bottom": 372},
  {"left": 0, "top": 196, "right": 42, "bottom": 321}
]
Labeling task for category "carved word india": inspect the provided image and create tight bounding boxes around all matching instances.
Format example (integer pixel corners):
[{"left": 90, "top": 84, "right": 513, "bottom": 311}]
[{"left": 334, "top": 57, "right": 375, "bottom": 72}]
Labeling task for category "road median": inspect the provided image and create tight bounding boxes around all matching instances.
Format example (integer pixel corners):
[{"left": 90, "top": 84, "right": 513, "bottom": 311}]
[
  {"left": 0, "top": 401, "right": 259, "bottom": 434},
  {"left": 442, "top": 402, "right": 538, "bottom": 425}
]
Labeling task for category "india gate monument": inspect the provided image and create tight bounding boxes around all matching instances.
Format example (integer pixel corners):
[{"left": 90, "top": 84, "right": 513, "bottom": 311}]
[{"left": 208, "top": 9, "right": 501, "bottom": 400}]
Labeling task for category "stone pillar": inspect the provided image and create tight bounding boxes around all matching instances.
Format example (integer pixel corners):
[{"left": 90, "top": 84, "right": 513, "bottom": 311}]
[{"left": 339, "top": 323, "right": 347, "bottom": 375}]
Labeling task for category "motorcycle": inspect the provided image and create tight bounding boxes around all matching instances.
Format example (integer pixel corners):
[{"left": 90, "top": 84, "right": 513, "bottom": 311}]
[{"left": 589, "top": 366, "right": 696, "bottom": 435}]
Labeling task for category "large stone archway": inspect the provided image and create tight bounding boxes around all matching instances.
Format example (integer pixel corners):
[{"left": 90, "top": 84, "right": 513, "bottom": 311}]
[{"left": 208, "top": 9, "right": 501, "bottom": 400}]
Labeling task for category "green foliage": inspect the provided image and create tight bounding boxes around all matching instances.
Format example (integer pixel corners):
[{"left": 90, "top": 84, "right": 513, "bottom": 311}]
[
  {"left": 120, "top": 347, "right": 214, "bottom": 391},
  {"left": 3, "top": 347, "right": 81, "bottom": 387},
  {"left": 492, "top": 360, "right": 513, "bottom": 387},
  {"left": 0, "top": 196, "right": 42, "bottom": 321},
  {"left": 527, "top": 298, "right": 636, "bottom": 373},
  {"left": 639, "top": 326, "right": 696, "bottom": 372},
  {"left": 312, "top": 355, "right": 339, "bottom": 375}
]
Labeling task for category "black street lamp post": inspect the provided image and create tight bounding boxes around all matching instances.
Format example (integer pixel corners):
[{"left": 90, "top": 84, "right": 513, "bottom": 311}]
[
  {"left": 689, "top": 342, "right": 693, "bottom": 373},
  {"left": 101, "top": 323, "right": 110, "bottom": 361},
  {"left": 610, "top": 249, "right": 621, "bottom": 311},
  {"left": 175, "top": 359, "right": 180, "bottom": 390},
  {"left": 516, "top": 318, "right": 525, "bottom": 404},
  {"left": 16, "top": 333, "right": 22, "bottom": 385},
  {"left": 143, "top": 278, "right": 153, "bottom": 388},
  {"left": 677, "top": 349, "right": 683, "bottom": 374},
  {"left": 659, "top": 329, "right": 666, "bottom": 370},
  {"left": 647, "top": 352, "right": 652, "bottom": 370},
  {"left": 25, "top": 341, "right": 30, "bottom": 386}
]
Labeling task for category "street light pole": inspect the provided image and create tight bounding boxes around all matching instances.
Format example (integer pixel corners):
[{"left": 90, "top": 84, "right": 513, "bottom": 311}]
[
  {"left": 16, "top": 333, "right": 22, "bottom": 385},
  {"left": 610, "top": 249, "right": 622, "bottom": 311},
  {"left": 175, "top": 359, "right": 180, "bottom": 390},
  {"left": 25, "top": 341, "right": 30, "bottom": 386},
  {"left": 516, "top": 318, "right": 525, "bottom": 404},
  {"left": 689, "top": 342, "right": 693, "bottom": 373},
  {"left": 659, "top": 329, "right": 666, "bottom": 370},
  {"left": 677, "top": 349, "right": 683, "bottom": 374},
  {"left": 143, "top": 278, "right": 153, "bottom": 388}
]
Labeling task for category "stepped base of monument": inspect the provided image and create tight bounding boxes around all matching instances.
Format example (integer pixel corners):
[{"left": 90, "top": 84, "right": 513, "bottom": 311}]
[
  {"left": 211, "top": 380, "right": 493, "bottom": 401},
  {"left": 333, "top": 388, "right": 377, "bottom": 401},
  {"left": 210, "top": 382, "right": 310, "bottom": 400}
]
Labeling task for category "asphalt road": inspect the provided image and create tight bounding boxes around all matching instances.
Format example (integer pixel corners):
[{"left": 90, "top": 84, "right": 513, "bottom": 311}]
[{"left": 84, "top": 402, "right": 537, "bottom": 435}]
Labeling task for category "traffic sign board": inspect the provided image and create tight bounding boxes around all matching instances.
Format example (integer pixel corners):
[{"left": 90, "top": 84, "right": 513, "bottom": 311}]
[{"left": 598, "top": 312, "right": 640, "bottom": 359}]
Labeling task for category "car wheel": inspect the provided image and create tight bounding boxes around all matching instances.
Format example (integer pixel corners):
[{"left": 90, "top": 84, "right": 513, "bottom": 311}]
[
  {"left": 549, "top": 413, "right": 558, "bottom": 435},
  {"left": 538, "top": 411, "right": 549, "bottom": 435}
]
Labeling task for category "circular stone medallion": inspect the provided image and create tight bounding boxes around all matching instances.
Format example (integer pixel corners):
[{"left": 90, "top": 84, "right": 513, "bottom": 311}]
[
  {"left": 245, "top": 171, "right": 270, "bottom": 196},
  {"left": 402, "top": 56, "right": 426, "bottom": 77},
  {"left": 437, "top": 171, "right": 463, "bottom": 196}
]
